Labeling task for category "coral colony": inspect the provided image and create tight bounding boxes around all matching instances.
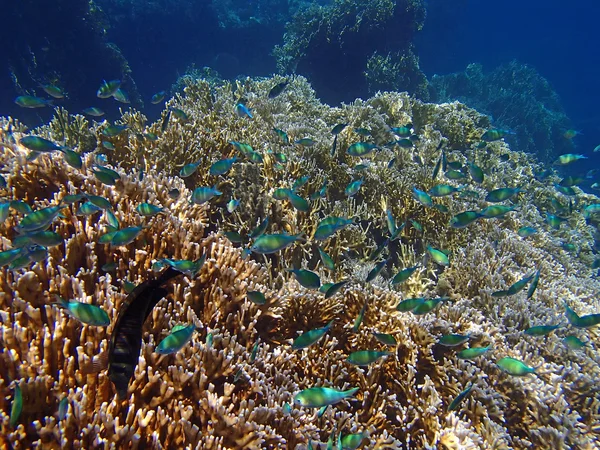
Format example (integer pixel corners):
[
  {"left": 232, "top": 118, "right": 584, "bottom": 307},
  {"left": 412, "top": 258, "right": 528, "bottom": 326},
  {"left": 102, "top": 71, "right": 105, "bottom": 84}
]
[{"left": 1, "top": 75, "right": 600, "bottom": 449}]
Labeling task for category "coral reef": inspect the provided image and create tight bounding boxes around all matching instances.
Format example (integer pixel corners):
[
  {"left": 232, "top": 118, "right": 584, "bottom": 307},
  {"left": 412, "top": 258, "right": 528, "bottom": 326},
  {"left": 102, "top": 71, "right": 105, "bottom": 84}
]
[
  {"left": 1, "top": 75, "right": 600, "bottom": 448},
  {"left": 273, "top": 0, "right": 427, "bottom": 103},
  {"left": 428, "top": 61, "right": 574, "bottom": 161}
]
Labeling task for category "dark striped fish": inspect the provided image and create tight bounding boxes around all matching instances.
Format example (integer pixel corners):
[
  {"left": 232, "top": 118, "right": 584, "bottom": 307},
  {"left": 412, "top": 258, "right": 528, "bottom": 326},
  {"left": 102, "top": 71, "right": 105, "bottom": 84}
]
[{"left": 108, "top": 267, "right": 183, "bottom": 399}]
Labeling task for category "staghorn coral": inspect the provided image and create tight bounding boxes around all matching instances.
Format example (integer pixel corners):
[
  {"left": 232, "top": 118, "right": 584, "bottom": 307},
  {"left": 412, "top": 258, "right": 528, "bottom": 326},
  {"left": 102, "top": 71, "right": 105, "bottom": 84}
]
[{"left": 1, "top": 76, "right": 600, "bottom": 449}]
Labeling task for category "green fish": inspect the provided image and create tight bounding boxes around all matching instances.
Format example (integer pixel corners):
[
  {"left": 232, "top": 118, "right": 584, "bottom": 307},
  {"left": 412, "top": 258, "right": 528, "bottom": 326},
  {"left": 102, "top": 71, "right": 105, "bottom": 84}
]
[
  {"left": 17, "top": 204, "right": 64, "bottom": 233},
  {"left": 445, "top": 169, "right": 467, "bottom": 180},
  {"left": 0, "top": 202, "right": 9, "bottom": 223},
  {"left": 287, "top": 269, "right": 320, "bottom": 289},
  {"left": 345, "top": 180, "right": 364, "bottom": 197},
  {"left": 354, "top": 127, "right": 371, "bottom": 136},
  {"left": 346, "top": 142, "right": 377, "bottom": 157},
  {"left": 517, "top": 226, "right": 537, "bottom": 237},
  {"left": 428, "top": 184, "right": 461, "bottom": 197},
  {"left": 209, "top": 157, "right": 238, "bottom": 176},
  {"left": 250, "top": 217, "right": 270, "bottom": 239},
  {"left": 273, "top": 188, "right": 291, "bottom": 200},
  {"left": 438, "top": 334, "right": 470, "bottom": 347},
  {"left": 122, "top": 279, "right": 137, "bottom": 293},
  {"left": 250, "top": 339, "right": 260, "bottom": 362},
  {"left": 346, "top": 350, "right": 391, "bottom": 366},
  {"left": 391, "top": 265, "right": 419, "bottom": 285},
  {"left": 151, "top": 91, "right": 166, "bottom": 104},
  {"left": 526, "top": 269, "right": 540, "bottom": 299},
  {"left": 391, "top": 125, "right": 412, "bottom": 137},
  {"left": 373, "top": 332, "right": 397, "bottom": 346},
  {"left": 481, "top": 128, "right": 514, "bottom": 142},
  {"left": 136, "top": 203, "right": 164, "bottom": 217},
  {"left": 226, "top": 198, "right": 239, "bottom": 212},
  {"left": 180, "top": 162, "right": 200, "bottom": 178},
  {"left": 93, "top": 169, "right": 118, "bottom": 186},
  {"left": 25, "top": 230, "right": 63, "bottom": 247},
  {"left": 93, "top": 165, "right": 121, "bottom": 182},
  {"left": 555, "top": 184, "right": 576, "bottom": 196},
  {"left": 479, "top": 205, "right": 516, "bottom": 219},
  {"left": 395, "top": 138, "right": 413, "bottom": 148},
  {"left": 412, "top": 297, "right": 447, "bottom": 315},
  {"left": 57, "top": 396, "right": 69, "bottom": 420},
  {"left": 554, "top": 154, "right": 587, "bottom": 165},
  {"left": 295, "top": 138, "right": 315, "bottom": 147},
  {"left": 10, "top": 384, "right": 22, "bottom": 428},
  {"left": 496, "top": 357, "right": 536, "bottom": 376},
  {"left": 86, "top": 195, "right": 112, "bottom": 210},
  {"left": 191, "top": 186, "right": 222, "bottom": 204},
  {"left": 160, "top": 255, "right": 205, "bottom": 276},
  {"left": 113, "top": 88, "right": 130, "bottom": 104},
  {"left": 366, "top": 259, "right": 387, "bottom": 282},
  {"left": 97, "top": 79, "right": 121, "bottom": 98},
  {"left": 524, "top": 325, "right": 561, "bottom": 336},
  {"left": 156, "top": 323, "right": 196, "bottom": 354},
  {"left": 559, "top": 176, "right": 585, "bottom": 187},
  {"left": 340, "top": 433, "right": 365, "bottom": 450},
  {"left": 332, "top": 123, "right": 348, "bottom": 135},
  {"left": 20, "top": 136, "right": 62, "bottom": 152},
  {"left": 427, "top": 245, "right": 449, "bottom": 266},
  {"left": 83, "top": 107, "right": 105, "bottom": 117},
  {"left": 450, "top": 211, "right": 482, "bottom": 228},
  {"left": 314, "top": 217, "right": 354, "bottom": 240},
  {"left": 292, "top": 320, "right": 333, "bottom": 350},
  {"left": 170, "top": 107, "right": 189, "bottom": 121},
  {"left": 41, "top": 84, "right": 63, "bottom": 99},
  {"left": 432, "top": 153, "right": 443, "bottom": 180},
  {"left": 251, "top": 233, "right": 303, "bottom": 254},
  {"left": 293, "top": 387, "right": 359, "bottom": 408},
  {"left": 105, "top": 210, "right": 120, "bottom": 229},
  {"left": 77, "top": 201, "right": 103, "bottom": 216},
  {"left": 55, "top": 296, "right": 110, "bottom": 326},
  {"left": 412, "top": 187, "right": 432, "bottom": 207},
  {"left": 457, "top": 346, "right": 491, "bottom": 360},
  {"left": 564, "top": 302, "right": 600, "bottom": 328},
  {"left": 247, "top": 291, "right": 266, "bottom": 305},
  {"left": 353, "top": 300, "right": 367, "bottom": 332},
  {"left": 288, "top": 192, "right": 310, "bottom": 212},
  {"left": 60, "top": 148, "right": 83, "bottom": 169},
  {"left": 506, "top": 273, "right": 534, "bottom": 296},
  {"left": 101, "top": 262, "right": 117, "bottom": 272},
  {"left": 318, "top": 247, "right": 335, "bottom": 270},
  {"left": 583, "top": 204, "right": 600, "bottom": 219},
  {"left": 99, "top": 230, "right": 119, "bottom": 244},
  {"left": 468, "top": 162, "right": 484, "bottom": 183},
  {"left": 324, "top": 280, "right": 349, "bottom": 299},
  {"left": 396, "top": 297, "right": 425, "bottom": 312},
  {"left": 224, "top": 230, "right": 244, "bottom": 243},
  {"left": 15, "top": 95, "right": 52, "bottom": 108},
  {"left": 110, "top": 226, "right": 144, "bottom": 246},
  {"left": 273, "top": 128, "right": 289, "bottom": 144},
  {"left": 563, "top": 335, "right": 586, "bottom": 350},
  {"left": 102, "top": 124, "right": 128, "bottom": 137},
  {"left": 485, "top": 187, "right": 521, "bottom": 203},
  {"left": 448, "top": 383, "right": 473, "bottom": 412}
]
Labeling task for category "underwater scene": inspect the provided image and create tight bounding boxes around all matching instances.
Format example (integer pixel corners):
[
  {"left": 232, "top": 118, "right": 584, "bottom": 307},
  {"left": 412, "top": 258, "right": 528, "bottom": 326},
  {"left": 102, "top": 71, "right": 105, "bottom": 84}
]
[{"left": 1, "top": 0, "right": 599, "bottom": 449}]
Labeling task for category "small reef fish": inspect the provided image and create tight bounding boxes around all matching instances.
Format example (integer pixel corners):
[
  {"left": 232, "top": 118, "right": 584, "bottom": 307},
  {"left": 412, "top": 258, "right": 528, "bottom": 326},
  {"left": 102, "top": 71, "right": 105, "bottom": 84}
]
[
  {"left": 287, "top": 268, "right": 320, "bottom": 289},
  {"left": 10, "top": 384, "right": 22, "bottom": 428},
  {"left": 235, "top": 103, "right": 253, "bottom": 118},
  {"left": 293, "top": 386, "right": 359, "bottom": 408},
  {"left": 468, "top": 162, "right": 484, "bottom": 183},
  {"left": 268, "top": 80, "right": 289, "bottom": 98},
  {"left": 295, "top": 138, "right": 315, "bottom": 147},
  {"left": 82, "top": 107, "right": 105, "bottom": 117},
  {"left": 527, "top": 269, "right": 540, "bottom": 299},
  {"left": 524, "top": 324, "right": 561, "bottom": 336},
  {"left": 20, "top": 136, "right": 62, "bottom": 152},
  {"left": 151, "top": 91, "right": 166, "bottom": 104},
  {"left": 563, "top": 129, "right": 582, "bottom": 139},
  {"left": 324, "top": 280, "right": 349, "bottom": 299},
  {"left": 391, "top": 265, "right": 418, "bottom": 285},
  {"left": 353, "top": 300, "right": 367, "bottom": 332},
  {"left": 97, "top": 79, "right": 121, "bottom": 98},
  {"left": 287, "top": 191, "right": 310, "bottom": 212},
  {"left": 496, "top": 357, "right": 536, "bottom": 376},
  {"left": 226, "top": 198, "right": 240, "bottom": 213},
  {"left": 331, "top": 123, "right": 348, "bottom": 135},
  {"left": 563, "top": 335, "right": 585, "bottom": 350},
  {"left": 427, "top": 245, "right": 449, "bottom": 266},
  {"left": 457, "top": 346, "right": 491, "bottom": 360},
  {"left": 448, "top": 383, "right": 473, "bottom": 411},
  {"left": 57, "top": 396, "right": 69, "bottom": 420},
  {"left": 485, "top": 187, "right": 521, "bottom": 203},
  {"left": 251, "top": 233, "right": 303, "bottom": 254},
  {"left": 428, "top": 184, "right": 461, "bottom": 197},
  {"left": 54, "top": 296, "right": 110, "bottom": 326},
  {"left": 450, "top": 211, "right": 482, "bottom": 228},
  {"left": 345, "top": 180, "right": 363, "bottom": 197},
  {"left": 373, "top": 332, "right": 397, "bottom": 346},
  {"left": 273, "top": 128, "right": 289, "bottom": 144},
  {"left": 481, "top": 128, "right": 515, "bottom": 142},
  {"left": 318, "top": 247, "right": 335, "bottom": 270},
  {"left": 247, "top": 291, "right": 266, "bottom": 305},
  {"left": 15, "top": 95, "right": 52, "bottom": 108},
  {"left": 156, "top": 323, "right": 196, "bottom": 354},
  {"left": 17, "top": 204, "right": 65, "bottom": 233},
  {"left": 41, "top": 84, "right": 66, "bottom": 98},
  {"left": 209, "top": 157, "right": 238, "bottom": 176},
  {"left": 170, "top": 107, "right": 188, "bottom": 121},
  {"left": 191, "top": 186, "right": 222, "bottom": 204},
  {"left": 518, "top": 226, "right": 537, "bottom": 237},
  {"left": 412, "top": 297, "right": 447, "bottom": 315},
  {"left": 102, "top": 124, "right": 128, "bottom": 137},
  {"left": 136, "top": 203, "right": 163, "bottom": 217},
  {"left": 438, "top": 334, "right": 470, "bottom": 347},
  {"left": 479, "top": 205, "right": 516, "bottom": 219},
  {"left": 346, "top": 142, "right": 377, "bottom": 157},
  {"left": 554, "top": 154, "right": 587, "bottom": 165},
  {"left": 354, "top": 127, "right": 371, "bottom": 136},
  {"left": 113, "top": 88, "right": 130, "bottom": 104},
  {"left": 564, "top": 301, "right": 600, "bottom": 328},
  {"left": 77, "top": 201, "right": 103, "bottom": 216},
  {"left": 445, "top": 169, "right": 467, "bottom": 180},
  {"left": 250, "top": 217, "right": 270, "bottom": 239},
  {"left": 292, "top": 320, "right": 333, "bottom": 350},
  {"left": 396, "top": 297, "right": 425, "bottom": 312},
  {"left": 346, "top": 350, "right": 391, "bottom": 366},
  {"left": 313, "top": 216, "right": 354, "bottom": 240},
  {"left": 412, "top": 187, "right": 432, "bottom": 207},
  {"left": 180, "top": 161, "right": 200, "bottom": 178},
  {"left": 108, "top": 267, "right": 184, "bottom": 398}
]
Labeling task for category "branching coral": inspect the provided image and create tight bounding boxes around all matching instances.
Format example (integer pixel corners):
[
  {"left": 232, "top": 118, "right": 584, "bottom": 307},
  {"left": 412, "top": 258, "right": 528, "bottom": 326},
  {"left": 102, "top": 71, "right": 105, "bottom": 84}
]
[{"left": 1, "top": 74, "right": 600, "bottom": 449}]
